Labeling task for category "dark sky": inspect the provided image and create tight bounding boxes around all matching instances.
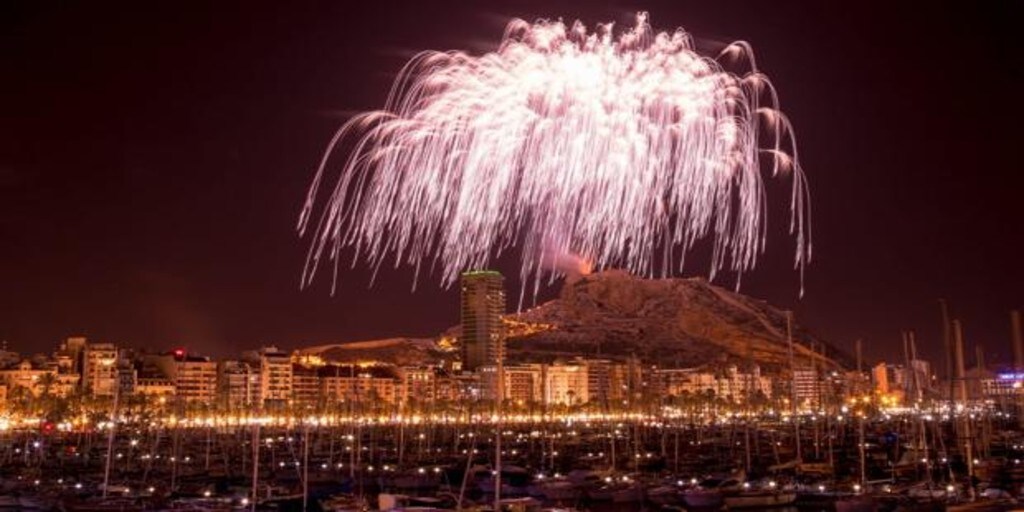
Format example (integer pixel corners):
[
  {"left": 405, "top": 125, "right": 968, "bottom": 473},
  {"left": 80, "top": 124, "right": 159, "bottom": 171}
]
[{"left": 2, "top": 1, "right": 1021, "bottom": 370}]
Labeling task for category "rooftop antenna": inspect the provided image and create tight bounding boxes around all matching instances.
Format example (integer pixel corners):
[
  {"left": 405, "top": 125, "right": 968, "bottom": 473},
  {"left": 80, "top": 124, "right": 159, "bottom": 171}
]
[{"left": 939, "top": 300, "right": 953, "bottom": 405}]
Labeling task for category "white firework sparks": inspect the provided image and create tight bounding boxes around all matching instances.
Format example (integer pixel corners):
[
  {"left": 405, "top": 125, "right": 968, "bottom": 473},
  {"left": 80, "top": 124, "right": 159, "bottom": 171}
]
[{"left": 299, "top": 12, "right": 811, "bottom": 298}]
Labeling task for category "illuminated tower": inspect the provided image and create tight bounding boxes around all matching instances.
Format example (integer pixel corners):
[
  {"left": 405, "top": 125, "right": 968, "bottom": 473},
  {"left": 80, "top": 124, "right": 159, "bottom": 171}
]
[{"left": 460, "top": 270, "right": 506, "bottom": 372}]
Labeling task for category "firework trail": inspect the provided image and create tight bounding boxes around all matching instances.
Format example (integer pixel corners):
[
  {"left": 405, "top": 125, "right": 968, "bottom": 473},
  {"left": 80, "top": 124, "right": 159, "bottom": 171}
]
[{"left": 299, "top": 12, "right": 811, "bottom": 299}]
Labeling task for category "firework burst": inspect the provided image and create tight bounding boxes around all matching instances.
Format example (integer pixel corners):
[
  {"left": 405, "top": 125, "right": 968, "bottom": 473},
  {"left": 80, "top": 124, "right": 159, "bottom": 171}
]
[{"left": 299, "top": 12, "right": 810, "bottom": 298}]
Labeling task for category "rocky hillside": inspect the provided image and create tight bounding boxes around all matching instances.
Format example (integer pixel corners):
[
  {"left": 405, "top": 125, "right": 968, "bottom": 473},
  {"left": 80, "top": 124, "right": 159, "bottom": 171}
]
[
  {"left": 502, "top": 270, "right": 848, "bottom": 370},
  {"left": 295, "top": 338, "right": 449, "bottom": 366}
]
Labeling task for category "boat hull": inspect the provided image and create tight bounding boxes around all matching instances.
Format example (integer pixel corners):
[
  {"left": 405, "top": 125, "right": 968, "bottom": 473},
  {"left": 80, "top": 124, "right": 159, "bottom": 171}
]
[
  {"left": 724, "top": 491, "right": 797, "bottom": 509},
  {"left": 683, "top": 490, "right": 725, "bottom": 509}
]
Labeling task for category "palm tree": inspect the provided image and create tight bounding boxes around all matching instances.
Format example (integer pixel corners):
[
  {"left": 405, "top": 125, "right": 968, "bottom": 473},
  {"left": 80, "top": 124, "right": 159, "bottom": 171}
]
[
  {"left": 35, "top": 373, "right": 59, "bottom": 417},
  {"left": 38, "top": 372, "right": 58, "bottom": 397},
  {"left": 748, "top": 389, "right": 770, "bottom": 414},
  {"left": 702, "top": 388, "right": 717, "bottom": 415},
  {"left": 7, "top": 385, "right": 33, "bottom": 415}
]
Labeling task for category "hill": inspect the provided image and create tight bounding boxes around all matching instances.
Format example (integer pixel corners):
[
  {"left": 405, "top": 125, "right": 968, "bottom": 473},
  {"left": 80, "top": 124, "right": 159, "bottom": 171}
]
[{"left": 502, "top": 270, "right": 847, "bottom": 370}]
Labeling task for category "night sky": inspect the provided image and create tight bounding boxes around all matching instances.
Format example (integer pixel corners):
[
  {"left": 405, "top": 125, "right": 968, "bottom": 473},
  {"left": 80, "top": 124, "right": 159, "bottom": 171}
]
[{"left": 2, "top": 1, "right": 1021, "bottom": 370}]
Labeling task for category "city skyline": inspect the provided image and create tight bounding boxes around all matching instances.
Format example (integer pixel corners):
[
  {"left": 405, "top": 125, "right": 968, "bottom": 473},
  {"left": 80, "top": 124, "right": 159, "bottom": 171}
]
[
  {"left": 3, "top": 329, "right": 1014, "bottom": 413},
  {"left": 2, "top": 321, "right": 1019, "bottom": 417},
  {"left": 2, "top": 1, "right": 1022, "bottom": 367}
]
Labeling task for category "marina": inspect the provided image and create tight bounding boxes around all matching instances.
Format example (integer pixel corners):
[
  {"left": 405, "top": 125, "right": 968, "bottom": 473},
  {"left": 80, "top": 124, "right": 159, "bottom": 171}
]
[{"left": 0, "top": 405, "right": 1021, "bottom": 511}]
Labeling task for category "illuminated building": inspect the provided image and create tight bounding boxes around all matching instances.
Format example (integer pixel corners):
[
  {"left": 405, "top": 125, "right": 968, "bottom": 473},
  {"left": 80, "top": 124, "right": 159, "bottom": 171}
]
[
  {"left": 649, "top": 364, "right": 774, "bottom": 405},
  {"left": 150, "top": 350, "right": 218, "bottom": 403},
  {"left": 716, "top": 365, "right": 772, "bottom": 402},
  {"left": 580, "top": 359, "right": 636, "bottom": 404},
  {"left": 460, "top": 270, "right": 506, "bottom": 371},
  {"left": 434, "top": 372, "right": 464, "bottom": 402},
  {"left": 504, "top": 364, "right": 543, "bottom": 404},
  {"left": 320, "top": 364, "right": 399, "bottom": 404},
  {"left": 291, "top": 364, "right": 320, "bottom": 407},
  {"left": 135, "top": 377, "right": 175, "bottom": 400},
  {"left": 625, "top": 356, "right": 647, "bottom": 400},
  {"left": 656, "top": 368, "right": 717, "bottom": 397},
  {"left": 872, "top": 362, "right": 907, "bottom": 404},
  {"left": 792, "top": 368, "right": 823, "bottom": 409},
  {"left": 218, "top": 360, "right": 260, "bottom": 409},
  {"left": 175, "top": 360, "right": 217, "bottom": 403},
  {"left": 0, "top": 361, "right": 55, "bottom": 397},
  {"left": 58, "top": 336, "right": 87, "bottom": 366},
  {"left": 82, "top": 342, "right": 119, "bottom": 397},
  {"left": 443, "top": 373, "right": 480, "bottom": 401},
  {"left": 52, "top": 354, "right": 75, "bottom": 374},
  {"left": 543, "top": 362, "right": 589, "bottom": 405},
  {"left": 116, "top": 363, "right": 137, "bottom": 395},
  {"left": 54, "top": 373, "right": 80, "bottom": 397},
  {"left": 479, "top": 364, "right": 543, "bottom": 403},
  {"left": 842, "top": 369, "right": 871, "bottom": 398},
  {"left": 400, "top": 366, "right": 438, "bottom": 403},
  {"left": 981, "top": 372, "right": 1024, "bottom": 396},
  {"left": 258, "top": 346, "right": 293, "bottom": 408}
]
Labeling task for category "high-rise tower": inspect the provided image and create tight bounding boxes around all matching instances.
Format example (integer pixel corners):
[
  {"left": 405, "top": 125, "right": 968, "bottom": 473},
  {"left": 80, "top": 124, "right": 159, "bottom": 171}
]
[{"left": 460, "top": 270, "right": 506, "bottom": 372}]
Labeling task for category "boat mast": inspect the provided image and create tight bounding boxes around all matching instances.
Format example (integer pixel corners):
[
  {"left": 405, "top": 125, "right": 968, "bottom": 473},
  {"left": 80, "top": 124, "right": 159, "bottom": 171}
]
[
  {"left": 1011, "top": 311, "right": 1024, "bottom": 429},
  {"left": 909, "top": 331, "right": 930, "bottom": 483},
  {"left": 251, "top": 421, "right": 260, "bottom": 512},
  {"left": 493, "top": 313, "right": 506, "bottom": 512},
  {"left": 787, "top": 311, "right": 801, "bottom": 463},
  {"left": 101, "top": 375, "right": 120, "bottom": 498},
  {"left": 940, "top": 300, "right": 954, "bottom": 413},
  {"left": 952, "top": 320, "right": 975, "bottom": 501},
  {"left": 856, "top": 337, "right": 866, "bottom": 487},
  {"left": 303, "top": 421, "right": 310, "bottom": 512}
]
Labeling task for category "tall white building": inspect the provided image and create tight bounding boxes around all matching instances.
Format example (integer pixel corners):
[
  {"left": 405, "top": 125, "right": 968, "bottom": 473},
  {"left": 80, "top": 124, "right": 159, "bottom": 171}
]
[{"left": 82, "top": 342, "right": 118, "bottom": 397}]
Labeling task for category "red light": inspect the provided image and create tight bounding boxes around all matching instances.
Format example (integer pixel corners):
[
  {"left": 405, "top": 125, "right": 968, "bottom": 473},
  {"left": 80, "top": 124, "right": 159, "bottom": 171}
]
[{"left": 173, "top": 349, "right": 185, "bottom": 358}]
